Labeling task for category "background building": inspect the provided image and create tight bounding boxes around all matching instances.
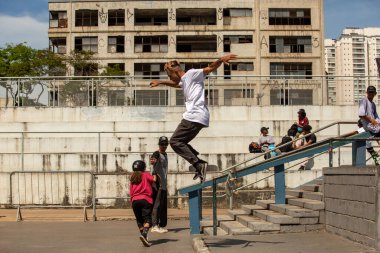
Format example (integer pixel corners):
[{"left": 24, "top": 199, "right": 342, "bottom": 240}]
[
  {"left": 48, "top": 0, "right": 325, "bottom": 106},
  {"left": 325, "top": 28, "right": 380, "bottom": 105}
]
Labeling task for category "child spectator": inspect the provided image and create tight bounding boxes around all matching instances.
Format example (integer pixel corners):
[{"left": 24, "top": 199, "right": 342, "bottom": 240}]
[
  {"left": 129, "top": 160, "right": 156, "bottom": 247},
  {"left": 295, "top": 109, "right": 309, "bottom": 134}
]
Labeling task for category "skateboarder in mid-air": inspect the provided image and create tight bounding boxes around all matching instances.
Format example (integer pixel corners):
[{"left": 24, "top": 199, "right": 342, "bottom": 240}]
[{"left": 150, "top": 54, "right": 238, "bottom": 182}]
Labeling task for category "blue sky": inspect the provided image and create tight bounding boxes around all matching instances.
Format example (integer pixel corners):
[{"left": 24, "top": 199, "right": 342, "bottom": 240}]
[{"left": 0, "top": 0, "right": 379, "bottom": 49}]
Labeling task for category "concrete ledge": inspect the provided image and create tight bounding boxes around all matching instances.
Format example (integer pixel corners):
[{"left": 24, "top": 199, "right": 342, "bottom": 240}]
[
  {"left": 325, "top": 198, "right": 376, "bottom": 221},
  {"left": 326, "top": 225, "right": 375, "bottom": 248},
  {"left": 324, "top": 184, "right": 376, "bottom": 203},
  {"left": 324, "top": 175, "right": 376, "bottom": 187},
  {"left": 192, "top": 236, "right": 211, "bottom": 253},
  {"left": 323, "top": 166, "right": 377, "bottom": 176}
]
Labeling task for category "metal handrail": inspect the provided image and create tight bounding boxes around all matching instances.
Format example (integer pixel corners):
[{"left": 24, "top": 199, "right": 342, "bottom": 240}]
[{"left": 218, "top": 121, "right": 357, "bottom": 175}]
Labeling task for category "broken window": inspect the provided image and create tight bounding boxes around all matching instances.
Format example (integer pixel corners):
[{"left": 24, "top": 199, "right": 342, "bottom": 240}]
[
  {"left": 177, "top": 35, "right": 217, "bottom": 52},
  {"left": 75, "top": 37, "right": 98, "bottom": 53},
  {"left": 134, "top": 36, "right": 168, "bottom": 53},
  {"left": 75, "top": 10, "right": 98, "bottom": 27},
  {"left": 49, "top": 11, "right": 68, "bottom": 28},
  {"left": 224, "top": 35, "right": 253, "bottom": 52},
  {"left": 108, "top": 9, "right": 125, "bottom": 26},
  {"left": 176, "top": 8, "right": 216, "bottom": 25},
  {"left": 134, "top": 63, "right": 165, "bottom": 79},
  {"left": 179, "top": 62, "right": 217, "bottom": 75},
  {"left": 269, "top": 9, "right": 311, "bottom": 25},
  {"left": 108, "top": 63, "right": 125, "bottom": 71},
  {"left": 270, "top": 89, "right": 313, "bottom": 105},
  {"left": 270, "top": 62, "right": 312, "bottom": 79},
  {"left": 269, "top": 36, "right": 312, "bottom": 53},
  {"left": 135, "top": 9, "right": 168, "bottom": 26},
  {"left": 224, "top": 62, "right": 254, "bottom": 78},
  {"left": 108, "top": 36, "right": 125, "bottom": 53},
  {"left": 49, "top": 37, "right": 67, "bottom": 54},
  {"left": 223, "top": 8, "right": 252, "bottom": 17},
  {"left": 134, "top": 90, "right": 168, "bottom": 106},
  {"left": 74, "top": 63, "right": 98, "bottom": 76},
  {"left": 224, "top": 89, "right": 254, "bottom": 106}
]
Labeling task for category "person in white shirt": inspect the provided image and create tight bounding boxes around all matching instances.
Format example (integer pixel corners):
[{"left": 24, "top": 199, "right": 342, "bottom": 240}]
[{"left": 150, "top": 54, "right": 238, "bottom": 181}]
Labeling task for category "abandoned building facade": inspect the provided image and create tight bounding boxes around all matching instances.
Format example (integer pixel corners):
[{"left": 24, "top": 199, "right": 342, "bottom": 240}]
[{"left": 48, "top": 0, "right": 325, "bottom": 106}]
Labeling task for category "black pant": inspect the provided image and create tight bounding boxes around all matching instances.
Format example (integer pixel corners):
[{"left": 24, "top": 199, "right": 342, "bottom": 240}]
[
  {"left": 132, "top": 199, "right": 153, "bottom": 229},
  {"left": 170, "top": 119, "right": 205, "bottom": 165},
  {"left": 152, "top": 189, "right": 168, "bottom": 227}
]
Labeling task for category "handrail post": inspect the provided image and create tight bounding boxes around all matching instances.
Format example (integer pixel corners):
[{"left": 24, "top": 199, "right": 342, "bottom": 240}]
[
  {"left": 352, "top": 139, "right": 366, "bottom": 166},
  {"left": 212, "top": 178, "right": 217, "bottom": 236},
  {"left": 188, "top": 190, "right": 201, "bottom": 234},
  {"left": 338, "top": 123, "right": 341, "bottom": 167},
  {"left": 21, "top": 132, "right": 24, "bottom": 171},
  {"left": 274, "top": 164, "right": 285, "bottom": 204},
  {"left": 229, "top": 194, "right": 233, "bottom": 210},
  {"left": 329, "top": 140, "right": 333, "bottom": 168}
]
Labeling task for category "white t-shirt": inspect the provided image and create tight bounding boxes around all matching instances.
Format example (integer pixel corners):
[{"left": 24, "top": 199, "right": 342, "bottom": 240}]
[{"left": 179, "top": 69, "right": 210, "bottom": 127}]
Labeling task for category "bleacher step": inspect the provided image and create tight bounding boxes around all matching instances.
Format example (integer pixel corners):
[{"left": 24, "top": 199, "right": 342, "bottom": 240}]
[
  {"left": 256, "top": 199, "right": 275, "bottom": 209},
  {"left": 241, "top": 204, "right": 265, "bottom": 214},
  {"left": 287, "top": 198, "right": 325, "bottom": 210},
  {"left": 219, "top": 221, "right": 258, "bottom": 235},
  {"left": 226, "top": 209, "right": 250, "bottom": 220},
  {"left": 203, "top": 227, "right": 228, "bottom": 236},
  {"left": 252, "top": 209, "right": 300, "bottom": 224},
  {"left": 302, "top": 191, "right": 324, "bottom": 201},
  {"left": 269, "top": 204, "right": 320, "bottom": 218}
]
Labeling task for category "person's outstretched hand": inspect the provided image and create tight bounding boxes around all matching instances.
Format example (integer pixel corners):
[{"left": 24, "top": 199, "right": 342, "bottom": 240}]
[
  {"left": 220, "top": 54, "right": 238, "bottom": 65},
  {"left": 150, "top": 80, "right": 160, "bottom": 88}
]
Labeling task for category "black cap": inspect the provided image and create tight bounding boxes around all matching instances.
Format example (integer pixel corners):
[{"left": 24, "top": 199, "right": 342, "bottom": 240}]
[
  {"left": 132, "top": 160, "right": 146, "bottom": 172},
  {"left": 158, "top": 136, "right": 169, "bottom": 145},
  {"left": 260, "top": 127, "right": 269, "bottom": 133},
  {"left": 298, "top": 109, "right": 306, "bottom": 114},
  {"left": 367, "top": 86, "right": 377, "bottom": 93}
]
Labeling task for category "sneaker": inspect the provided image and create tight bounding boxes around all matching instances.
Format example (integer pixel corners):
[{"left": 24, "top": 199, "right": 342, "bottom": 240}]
[
  {"left": 198, "top": 162, "right": 207, "bottom": 181},
  {"left": 158, "top": 227, "right": 168, "bottom": 233},
  {"left": 140, "top": 235, "right": 152, "bottom": 247},
  {"left": 193, "top": 173, "right": 200, "bottom": 180},
  {"left": 151, "top": 226, "right": 160, "bottom": 233}
]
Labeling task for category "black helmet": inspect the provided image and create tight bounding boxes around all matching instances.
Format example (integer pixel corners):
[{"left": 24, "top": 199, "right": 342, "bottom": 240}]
[
  {"left": 132, "top": 160, "right": 146, "bottom": 172},
  {"left": 158, "top": 136, "right": 169, "bottom": 145}
]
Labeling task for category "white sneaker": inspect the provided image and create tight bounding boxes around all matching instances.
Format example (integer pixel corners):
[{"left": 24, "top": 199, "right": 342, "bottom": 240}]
[
  {"left": 151, "top": 226, "right": 160, "bottom": 233},
  {"left": 158, "top": 227, "right": 168, "bottom": 233}
]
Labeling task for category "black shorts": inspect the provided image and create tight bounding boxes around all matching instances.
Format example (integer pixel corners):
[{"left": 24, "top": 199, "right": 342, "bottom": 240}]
[{"left": 132, "top": 199, "right": 153, "bottom": 228}]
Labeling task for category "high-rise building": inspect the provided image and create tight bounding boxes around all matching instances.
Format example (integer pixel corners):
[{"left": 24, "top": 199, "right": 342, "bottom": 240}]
[
  {"left": 48, "top": 0, "right": 325, "bottom": 106},
  {"left": 325, "top": 28, "right": 380, "bottom": 105}
]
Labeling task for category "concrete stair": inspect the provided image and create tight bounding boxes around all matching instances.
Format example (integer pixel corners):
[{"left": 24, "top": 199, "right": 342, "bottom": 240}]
[{"left": 201, "top": 177, "right": 325, "bottom": 236}]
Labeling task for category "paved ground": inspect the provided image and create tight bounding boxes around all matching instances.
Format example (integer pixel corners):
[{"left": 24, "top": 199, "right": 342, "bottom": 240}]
[{"left": 204, "top": 232, "right": 378, "bottom": 253}]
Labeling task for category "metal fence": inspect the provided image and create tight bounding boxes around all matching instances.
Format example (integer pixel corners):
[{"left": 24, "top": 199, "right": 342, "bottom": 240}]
[{"left": 0, "top": 75, "right": 379, "bottom": 107}]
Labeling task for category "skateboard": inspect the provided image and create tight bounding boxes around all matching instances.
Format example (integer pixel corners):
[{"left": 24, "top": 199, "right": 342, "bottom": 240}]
[{"left": 189, "top": 164, "right": 218, "bottom": 182}]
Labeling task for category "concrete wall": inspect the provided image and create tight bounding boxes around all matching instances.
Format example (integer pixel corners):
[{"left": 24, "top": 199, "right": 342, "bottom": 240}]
[
  {"left": 0, "top": 105, "right": 367, "bottom": 208},
  {"left": 324, "top": 166, "right": 379, "bottom": 249}
]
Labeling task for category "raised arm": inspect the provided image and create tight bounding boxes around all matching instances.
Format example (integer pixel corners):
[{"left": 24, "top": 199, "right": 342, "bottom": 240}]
[
  {"left": 203, "top": 54, "right": 238, "bottom": 75},
  {"left": 150, "top": 79, "right": 181, "bottom": 88}
]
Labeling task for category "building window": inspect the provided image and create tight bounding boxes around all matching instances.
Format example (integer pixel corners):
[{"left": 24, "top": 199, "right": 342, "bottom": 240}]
[
  {"left": 49, "top": 37, "right": 67, "bottom": 54},
  {"left": 108, "top": 9, "right": 125, "bottom": 26},
  {"left": 177, "top": 35, "right": 217, "bottom": 52},
  {"left": 223, "top": 8, "right": 252, "bottom": 17},
  {"left": 134, "top": 36, "right": 168, "bottom": 53},
  {"left": 108, "top": 90, "right": 125, "bottom": 106},
  {"left": 49, "top": 11, "right": 68, "bottom": 28},
  {"left": 108, "top": 36, "right": 125, "bottom": 53},
  {"left": 75, "top": 10, "right": 98, "bottom": 27},
  {"left": 134, "top": 90, "right": 168, "bottom": 106},
  {"left": 224, "top": 35, "right": 253, "bottom": 52},
  {"left": 269, "top": 8, "right": 311, "bottom": 25},
  {"left": 270, "top": 89, "right": 313, "bottom": 105},
  {"left": 134, "top": 63, "right": 165, "bottom": 79},
  {"left": 270, "top": 63, "right": 312, "bottom": 79},
  {"left": 224, "top": 89, "right": 254, "bottom": 106},
  {"left": 176, "top": 9, "right": 216, "bottom": 25},
  {"left": 135, "top": 9, "right": 168, "bottom": 26},
  {"left": 269, "top": 36, "right": 312, "bottom": 53},
  {"left": 75, "top": 37, "right": 98, "bottom": 53},
  {"left": 224, "top": 62, "right": 254, "bottom": 78},
  {"left": 74, "top": 63, "right": 98, "bottom": 76},
  {"left": 176, "top": 89, "right": 218, "bottom": 105}
]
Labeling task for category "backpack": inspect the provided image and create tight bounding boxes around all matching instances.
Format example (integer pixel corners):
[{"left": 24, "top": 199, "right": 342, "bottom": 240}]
[
  {"left": 279, "top": 136, "right": 293, "bottom": 152},
  {"left": 249, "top": 142, "right": 262, "bottom": 153}
]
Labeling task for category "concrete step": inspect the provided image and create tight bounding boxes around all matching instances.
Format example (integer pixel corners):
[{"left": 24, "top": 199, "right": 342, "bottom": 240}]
[
  {"left": 301, "top": 184, "right": 320, "bottom": 192},
  {"left": 287, "top": 198, "right": 325, "bottom": 210},
  {"left": 286, "top": 189, "right": 304, "bottom": 198},
  {"left": 270, "top": 194, "right": 297, "bottom": 201},
  {"left": 269, "top": 204, "right": 320, "bottom": 218},
  {"left": 313, "top": 178, "right": 324, "bottom": 185},
  {"left": 219, "top": 221, "right": 258, "bottom": 235},
  {"left": 256, "top": 199, "right": 275, "bottom": 209},
  {"left": 241, "top": 204, "right": 265, "bottom": 214},
  {"left": 236, "top": 215, "right": 281, "bottom": 232},
  {"left": 200, "top": 215, "right": 234, "bottom": 230},
  {"left": 203, "top": 227, "right": 228, "bottom": 236},
  {"left": 252, "top": 209, "right": 300, "bottom": 224},
  {"left": 302, "top": 191, "right": 324, "bottom": 201},
  {"left": 226, "top": 209, "right": 250, "bottom": 220}
]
